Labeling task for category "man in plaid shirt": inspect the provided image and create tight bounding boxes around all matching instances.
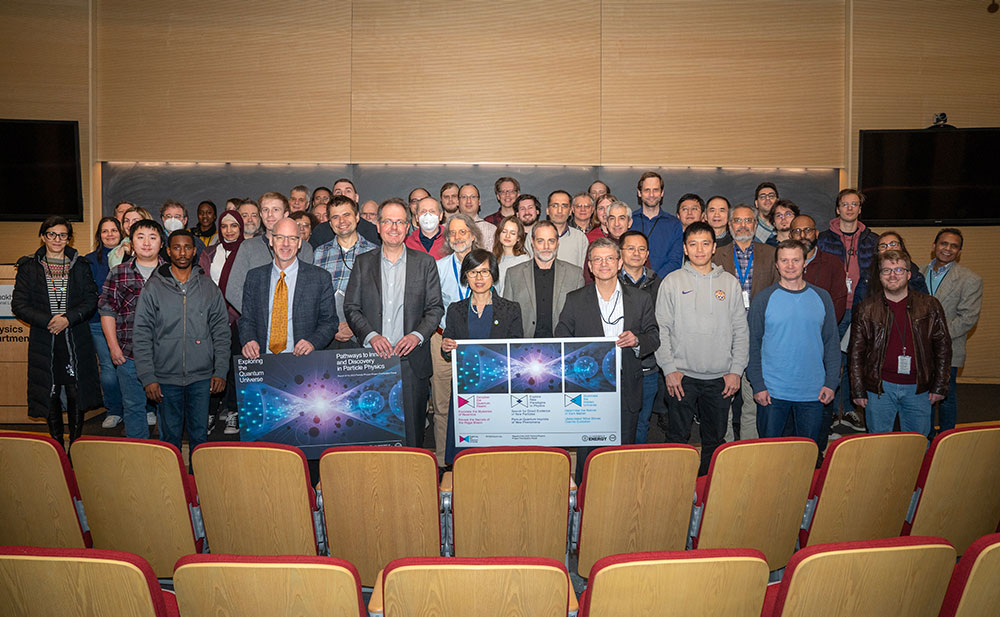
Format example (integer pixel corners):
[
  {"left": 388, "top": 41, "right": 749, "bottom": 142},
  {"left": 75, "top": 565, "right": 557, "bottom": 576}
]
[
  {"left": 99, "top": 219, "right": 165, "bottom": 438},
  {"left": 313, "top": 195, "right": 377, "bottom": 348}
]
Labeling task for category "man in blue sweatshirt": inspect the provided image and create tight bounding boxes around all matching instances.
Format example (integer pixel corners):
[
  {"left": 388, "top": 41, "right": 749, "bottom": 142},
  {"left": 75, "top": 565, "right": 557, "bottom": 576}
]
[{"left": 747, "top": 240, "right": 840, "bottom": 444}]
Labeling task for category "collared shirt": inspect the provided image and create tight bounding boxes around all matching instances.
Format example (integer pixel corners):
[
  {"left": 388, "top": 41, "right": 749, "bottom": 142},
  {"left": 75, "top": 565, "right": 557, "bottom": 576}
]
[
  {"left": 597, "top": 280, "right": 625, "bottom": 339},
  {"left": 437, "top": 252, "right": 471, "bottom": 329},
  {"left": 379, "top": 248, "right": 407, "bottom": 345},
  {"left": 419, "top": 228, "right": 442, "bottom": 252},
  {"left": 266, "top": 259, "right": 298, "bottom": 354},
  {"left": 734, "top": 242, "right": 755, "bottom": 295},
  {"left": 98, "top": 257, "right": 163, "bottom": 360},
  {"left": 926, "top": 259, "right": 955, "bottom": 296},
  {"left": 314, "top": 234, "right": 378, "bottom": 294}
]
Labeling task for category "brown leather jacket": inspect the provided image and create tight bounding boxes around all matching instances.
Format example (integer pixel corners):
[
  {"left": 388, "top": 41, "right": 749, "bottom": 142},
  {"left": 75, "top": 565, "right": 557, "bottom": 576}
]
[{"left": 848, "top": 290, "right": 952, "bottom": 398}]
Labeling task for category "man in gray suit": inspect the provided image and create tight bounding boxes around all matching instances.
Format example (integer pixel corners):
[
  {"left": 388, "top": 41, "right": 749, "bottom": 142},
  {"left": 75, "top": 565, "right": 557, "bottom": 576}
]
[
  {"left": 923, "top": 228, "right": 983, "bottom": 436},
  {"left": 344, "top": 198, "right": 445, "bottom": 447},
  {"left": 239, "top": 217, "right": 337, "bottom": 360},
  {"left": 501, "top": 220, "right": 584, "bottom": 338},
  {"left": 226, "top": 192, "right": 314, "bottom": 314}
]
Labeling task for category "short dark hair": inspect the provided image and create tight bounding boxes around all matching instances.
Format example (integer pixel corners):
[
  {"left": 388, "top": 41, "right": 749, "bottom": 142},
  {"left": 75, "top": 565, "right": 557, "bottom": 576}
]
[
  {"left": 167, "top": 228, "right": 195, "bottom": 246},
  {"left": 755, "top": 182, "right": 779, "bottom": 199},
  {"left": 197, "top": 200, "right": 217, "bottom": 215},
  {"left": 378, "top": 197, "right": 410, "bottom": 225},
  {"left": 130, "top": 219, "right": 165, "bottom": 245},
  {"left": 934, "top": 227, "right": 964, "bottom": 249},
  {"left": 39, "top": 216, "right": 73, "bottom": 240},
  {"left": 311, "top": 186, "right": 331, "bottom": 200},
  {"left": 289, "top": 210, "right": 319, "bottom": 229},
  {"left": 332, "top": 178, "right": 356, "bottom": 192},
  {"left": 618, "top": 230, "right": 648, "bottom": 248},
  {"left": 547, "top": 189, "right": 571, "bottom": 205},
  {"left": 160, "top": 199, "right": 188, "bottom": 220},
  {"left": 459, "top": 249, "right": 499, "bottom": 287},
  {"left": 835, "top": 188, "right": 865, "bottom": 211},
  {"left": 328, "top": 194, "right": 359, "bottom": 215},
  {"left": 531, "top": 219, "right": 557, "bottom": 241},
  {"left": 637, "top": 171, "right": 664, "bottom": 191},
  {"left": 440, "top": 182, "right": 459, "bottom": 197},
  {"left": 676, "top": 193, "right": 705, "bottom": 213},
  {"left": 705, "top": 195, "right": 731, "bottom": 210},
  {"left": 768, "top": 199, "right": 801, "bottom": 225},
  {"left": 514, "top": 194, "right": 540, "bottom": 213},
  {"left": 775, "top": 238, "right": 808, "bottom": 261},
  {"left": 494, "top": 176, "right": 520, "bottom": 194},
  {"left": 683, "top": 221, "right": 716, "bottom": 243},
  {"left": 93, "top": 217, "right": 123, "bottom": 261}
]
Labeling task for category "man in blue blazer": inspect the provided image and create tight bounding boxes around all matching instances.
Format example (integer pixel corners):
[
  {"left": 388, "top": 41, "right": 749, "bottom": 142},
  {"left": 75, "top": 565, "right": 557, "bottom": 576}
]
[{"left": 239, "top": 218, "right": 337, "bottom": 359}]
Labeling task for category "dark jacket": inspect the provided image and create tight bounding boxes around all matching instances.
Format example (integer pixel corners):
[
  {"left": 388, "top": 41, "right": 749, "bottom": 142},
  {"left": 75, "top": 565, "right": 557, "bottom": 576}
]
[
  {"left": 85, "top": 245, "right": 113, "bottom": 324},
  {"left": 239, "top": 260, "right": 338, "bottom": 352},
  {"left": 132, "top": 264, "right": 231, "bottom": 387},
  {"left": 712, "top": 241, "right": 779, "bottom": 301},
  {"left": 816, "top": 220, "right": 879, "bottom": 279},
  {"left": 848, "top": 289, "right": 952, "bottom": 398},
  {"left": 440, "top": 293, "right": 523, "bottom": 360},
  {"left": 12, "top": 246, "right": 100, "bottom": 417},
  {"left": 852, "top": 261, "right": 928, "bottom": 309},
  {"left": 803, "top": 248, "right": 849, "bottom": 323},
  {"left": 619, "top": 267, "right": 662, "bottom": 372}
]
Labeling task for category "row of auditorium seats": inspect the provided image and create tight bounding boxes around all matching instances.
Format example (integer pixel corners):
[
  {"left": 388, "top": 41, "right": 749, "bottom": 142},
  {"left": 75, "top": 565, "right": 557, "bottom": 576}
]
[
  {"left": 2, "top": 534, "right": 999, "bottom": 616},
  {"left": 0, "top": 427, "right": 998, "bottom": 585}
]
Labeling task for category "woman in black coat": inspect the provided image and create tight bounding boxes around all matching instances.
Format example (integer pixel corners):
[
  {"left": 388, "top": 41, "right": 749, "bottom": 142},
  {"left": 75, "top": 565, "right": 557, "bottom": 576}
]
[
  {"left": 12, "top": 217, "right": 100, "bottom": 449},
  {"left": 440, "top": 249, "right": 523, "bottom": 464}
]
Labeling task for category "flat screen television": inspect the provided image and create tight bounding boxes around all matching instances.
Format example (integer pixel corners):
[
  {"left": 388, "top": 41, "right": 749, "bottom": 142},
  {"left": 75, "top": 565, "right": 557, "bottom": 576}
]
[
  {"left": 858, "top": 127, "right": 1000, "bottom": 226},
  {"left": 0, "top": 119, "right": 83, "bottom": 222}
]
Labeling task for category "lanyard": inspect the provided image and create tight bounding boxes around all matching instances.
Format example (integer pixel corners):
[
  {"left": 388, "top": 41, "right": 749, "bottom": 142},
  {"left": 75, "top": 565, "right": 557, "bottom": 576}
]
[
  {"left": 733, "top": 247, "right": 753, "bottom": 287},
  {"left": 640, "top": 213, "right": 661, "bottom": 239},
  {"left": 841, "top": 233, "right": 858, "bottom": 273},
  {"left": 891, "top": 301, "right": 910, "bottom": 355},
  {"left": 452, "top": 255, "right": 469, "bottom": 300}
]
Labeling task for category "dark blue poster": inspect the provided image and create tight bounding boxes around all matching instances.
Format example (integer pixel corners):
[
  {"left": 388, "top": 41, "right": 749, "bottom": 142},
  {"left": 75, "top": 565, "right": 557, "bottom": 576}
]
[{"left": 234, "top": 348, "right": 404, "bottom": 458}]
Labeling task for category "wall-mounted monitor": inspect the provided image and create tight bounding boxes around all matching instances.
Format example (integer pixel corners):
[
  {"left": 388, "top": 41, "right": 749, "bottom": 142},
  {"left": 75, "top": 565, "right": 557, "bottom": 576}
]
[
  {"left": 858, "top": 127, "right": 1000, "bottom": 226},
  {"left": 0, "top": 119, "right": 83, "bottom": 222}
]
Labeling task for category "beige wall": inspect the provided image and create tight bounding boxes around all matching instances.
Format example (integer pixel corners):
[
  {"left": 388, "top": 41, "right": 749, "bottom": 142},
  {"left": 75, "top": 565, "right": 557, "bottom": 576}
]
[{"left": 2, "top": 0, "right": 999, "bottom": 381}]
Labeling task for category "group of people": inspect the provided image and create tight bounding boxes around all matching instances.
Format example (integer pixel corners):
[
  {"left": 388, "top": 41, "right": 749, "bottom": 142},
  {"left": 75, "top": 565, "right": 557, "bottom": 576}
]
[{"left": 13, "top": 173, "right": 982, "bottom": 477}]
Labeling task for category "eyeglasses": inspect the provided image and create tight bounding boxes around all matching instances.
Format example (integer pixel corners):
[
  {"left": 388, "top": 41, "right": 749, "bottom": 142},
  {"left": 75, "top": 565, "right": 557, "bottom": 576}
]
[
  {"left": 589, "top": 255, "right": 619, "bottom": 264},
  {"left": 774, "top": 211, "right": 796, "bottom": 219},
  {"left": 789, "top": 227, "right": 816, "bottom": 236},
  {"left": 271, "top": 234, "right": 300, "bottom": 244},
  {"left": 877, "top": 240, "right": 900, "bottom": 250},
  {"left": 448, "top": 229, "right": 470, "bottom": 238},
  {"left": 622, "top": 246, "right": 648, "bottom": 254},
  {"left": 757, "top": 192, "right": 777, "bottom": 200},
  {"left": 467, "top": 269, "right": 492, "bottom": 279},
  {"left": 497, "top": 189, "right": 518, "bottom": 196},
  {"left": 840, "top": 201, "right": 862, "bottom": 208},
  {"left": 732, "top": 217, "right": 755, "bottom": 224},
  {"left": 44, "top": 232, "right": 69, "bottom": 240},
  {"left": 880, "top": 267, "right": 907, "bottom": 276},
  {"left": 380, "top": 219, "right": 408, "bottom": 228}
]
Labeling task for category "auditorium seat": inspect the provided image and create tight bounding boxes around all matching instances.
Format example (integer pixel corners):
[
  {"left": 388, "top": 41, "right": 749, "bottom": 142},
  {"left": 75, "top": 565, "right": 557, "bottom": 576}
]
[
  {"left": 369, "top": 556, "right": 573, "bottom": 617},
  {"left": 71, "top": 437, "right": 203, "bottom": 578},
  {"left": 762, "top": 536, "right": 955, "bottom": 617},
  {"left": 0, "top": 545, "right": 178, "bottom": 616},
  {"left": 447, "top": 446, "right": 571, "bottom": 562},
  {"left": 689, "top": 437, "right": 816, "bottom": 570},
  {"left": 800, "top": 432, "right": 926, "bottom": 547},
  {"left": 578, "top": 549, "right": 769, "bottom": 617},
  {"left": 318, "top": 446, "right": 441, "bottom": 586},
  {"left": 574, "top": 444, "right": 699, "bottom": 577},
  {"left": 173, "top": 554, "right": 365, "bottom": 617},
  {"left": 904, "top": 425, "right": 1000, "bottom": 554},
  {"left": 0, "top": 431, "right": 90, "bottom": 549},
  {"left": 938, "top": 533, "right": 1000, "bottom": 617},
  {"left": 191, "top": 442, "right": 321, "bottom": 555}
]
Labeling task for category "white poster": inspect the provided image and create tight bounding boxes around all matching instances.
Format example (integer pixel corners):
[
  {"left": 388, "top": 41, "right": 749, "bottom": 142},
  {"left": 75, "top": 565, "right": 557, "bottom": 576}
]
[{"left": 452, "top": 337, "right": 621, "bottom": 447}]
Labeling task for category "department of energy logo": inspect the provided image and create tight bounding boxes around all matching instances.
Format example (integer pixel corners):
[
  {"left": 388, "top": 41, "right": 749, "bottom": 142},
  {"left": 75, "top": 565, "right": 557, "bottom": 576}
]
[
  {"left": 715, "top": 289, "right": 726, "bottom": 301},
  {"left": 565, "top": 394, "right": 583, "bottom": 407}
]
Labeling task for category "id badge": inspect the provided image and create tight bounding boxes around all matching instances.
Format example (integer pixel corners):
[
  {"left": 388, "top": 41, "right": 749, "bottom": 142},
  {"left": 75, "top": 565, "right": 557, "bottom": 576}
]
[
  {"left": 897, "top": 354, "right": 912, "bottom": 375},
  {"left": 742, "top": 290, "right": 750, "bottom": 309},
  {"left": 846, "top": 276, "right": 853, "bottom": 294}
]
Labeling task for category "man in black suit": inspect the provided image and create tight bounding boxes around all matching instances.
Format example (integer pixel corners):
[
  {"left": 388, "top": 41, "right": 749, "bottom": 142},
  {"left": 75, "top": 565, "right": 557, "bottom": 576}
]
[
  {"left": 239, "top": 217, "right": 337, "bottom": 359},
  {"left": 344, "top": 198, "right": 445, "bottom": 447},
  {"left": 556, "top": 237, "right": 660, "bottom": 482}
]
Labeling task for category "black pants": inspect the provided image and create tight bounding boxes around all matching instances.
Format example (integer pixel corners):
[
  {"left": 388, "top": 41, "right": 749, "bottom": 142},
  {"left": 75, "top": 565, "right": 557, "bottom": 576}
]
[
  {"left": 400, "top": 360, "right": 430, "bottom": 448},
  {"left": 666, "top": 376, "right": 731, "bottom": 475}
]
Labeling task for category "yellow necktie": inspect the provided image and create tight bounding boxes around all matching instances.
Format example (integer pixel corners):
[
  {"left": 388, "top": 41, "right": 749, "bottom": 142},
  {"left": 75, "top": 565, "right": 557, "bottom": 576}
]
[{"left": 268, "top": 272, "right": 288, "bottom": 354}]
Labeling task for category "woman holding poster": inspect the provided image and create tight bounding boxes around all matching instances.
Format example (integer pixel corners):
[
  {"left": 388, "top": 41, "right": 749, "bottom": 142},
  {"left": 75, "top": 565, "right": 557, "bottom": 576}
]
[{"left": 440, "top": 249, "right": 523, "bottom": 464}]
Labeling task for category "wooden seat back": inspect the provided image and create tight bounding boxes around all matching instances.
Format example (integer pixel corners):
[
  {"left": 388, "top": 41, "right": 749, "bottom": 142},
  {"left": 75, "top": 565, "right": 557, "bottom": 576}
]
[
  {"left": 72, "top": 437, "right": 198, "bottom": 578},
  {"left": 576, "top": 444, "right": 699, "bottom": 576},
  {"left": 696, "top": 438, "right": 816, "bottom": 570},
  {"left": 319, "top": 446, "right": 441, "bottom": 586},
  {"left": 0, "top": 432, "right": 87, "bottom": 549},
  {"left": 939, "top": 533, "right": 1000, "bottom": 617},
  {"left": 192, "top": 442, "right": 317, "bottom": 555}
]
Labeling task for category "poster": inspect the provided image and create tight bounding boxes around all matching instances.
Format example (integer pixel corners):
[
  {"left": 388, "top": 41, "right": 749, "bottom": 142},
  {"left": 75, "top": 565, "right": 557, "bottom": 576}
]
[
  {"left": 234, "top": 348, "right": 404, "bottom": 457},
  {"left": 452, "top": 337, "right": 621, "bottom": 447}
]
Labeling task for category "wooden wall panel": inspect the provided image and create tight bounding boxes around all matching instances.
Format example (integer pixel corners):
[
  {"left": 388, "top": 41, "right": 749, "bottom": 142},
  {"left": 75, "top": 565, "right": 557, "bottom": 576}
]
[
  {"left": 350, "top": 0, "right": 601, "bottom": 164},
  {"left": 848, "top": 0, "right": 1000, "bottom": 182},
  {"left": 600, "top": 0, "right": 845, "bottom": 167},
  {"left": 96, "top": 0, "right": 352, "bottom": 163},
  {"left": 0, "top": 0, "right": 93, "bottom": 264}
]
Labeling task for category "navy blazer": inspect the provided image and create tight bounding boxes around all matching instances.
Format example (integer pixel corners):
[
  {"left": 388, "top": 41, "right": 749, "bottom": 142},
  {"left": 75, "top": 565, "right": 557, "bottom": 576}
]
[
  {"left": 239, "top": 260, "right": 337, "bottom": 351},
  {"left": 343, "top": 247, "right": 445, "bottom": 378}
]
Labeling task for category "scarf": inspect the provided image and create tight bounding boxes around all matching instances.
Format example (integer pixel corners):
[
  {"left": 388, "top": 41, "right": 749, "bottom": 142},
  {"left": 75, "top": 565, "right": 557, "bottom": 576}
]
[{"left": 216, "top": 210, "right": 245, "bottom": 296}]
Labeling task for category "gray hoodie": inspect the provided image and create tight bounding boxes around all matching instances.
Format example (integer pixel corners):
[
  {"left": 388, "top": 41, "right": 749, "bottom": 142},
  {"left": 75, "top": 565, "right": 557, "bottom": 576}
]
[
  {"left": 133, "top": 264, "right": 231, "bottom": 387},
  {"left": 654, "top": 261, "right": 749, "bottom": 380}
]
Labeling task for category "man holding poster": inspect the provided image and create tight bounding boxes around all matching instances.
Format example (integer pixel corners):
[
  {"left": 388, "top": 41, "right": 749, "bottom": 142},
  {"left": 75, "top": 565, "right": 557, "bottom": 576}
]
[
  {"left": 556, "top": 237, "right": 659, "bottom": 481},
  {"left": 239, "top": 217, "right": 337, "bottom": 360}
]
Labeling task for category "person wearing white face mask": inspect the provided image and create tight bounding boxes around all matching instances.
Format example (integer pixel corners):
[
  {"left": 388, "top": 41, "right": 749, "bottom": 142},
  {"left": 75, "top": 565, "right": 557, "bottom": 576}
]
[
  {"left": 160, "top": 200, "right": 205, "bottom": 265},
  {"left": 404, "top": 196, "right": 447, "bottom": 259}
]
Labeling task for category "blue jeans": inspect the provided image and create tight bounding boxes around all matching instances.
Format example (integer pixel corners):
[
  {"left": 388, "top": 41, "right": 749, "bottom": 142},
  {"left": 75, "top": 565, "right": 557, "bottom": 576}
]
[
  {"left": 930, "top": 367, "right": 958, "bottom": 437},
  {"left": 116, "top": 358, "right": 154, "bottom": 439},
  {"left": 758, "top": 398, "right": 824, "bottom": 443},
  {"left": 635, "top": 371, "right": 660, "bottom": 444},
  {"left": 833, "top": 308, "right": 852, "bottom": 414},
  {"left": 866, "top": 381, "right": 932, "bottom": 436},
  {"left": 90, "top": 322, "right": 122, "bottom": 418},
  {"left": 159, "top": 380, "right": 211, "bottom": 456}
]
